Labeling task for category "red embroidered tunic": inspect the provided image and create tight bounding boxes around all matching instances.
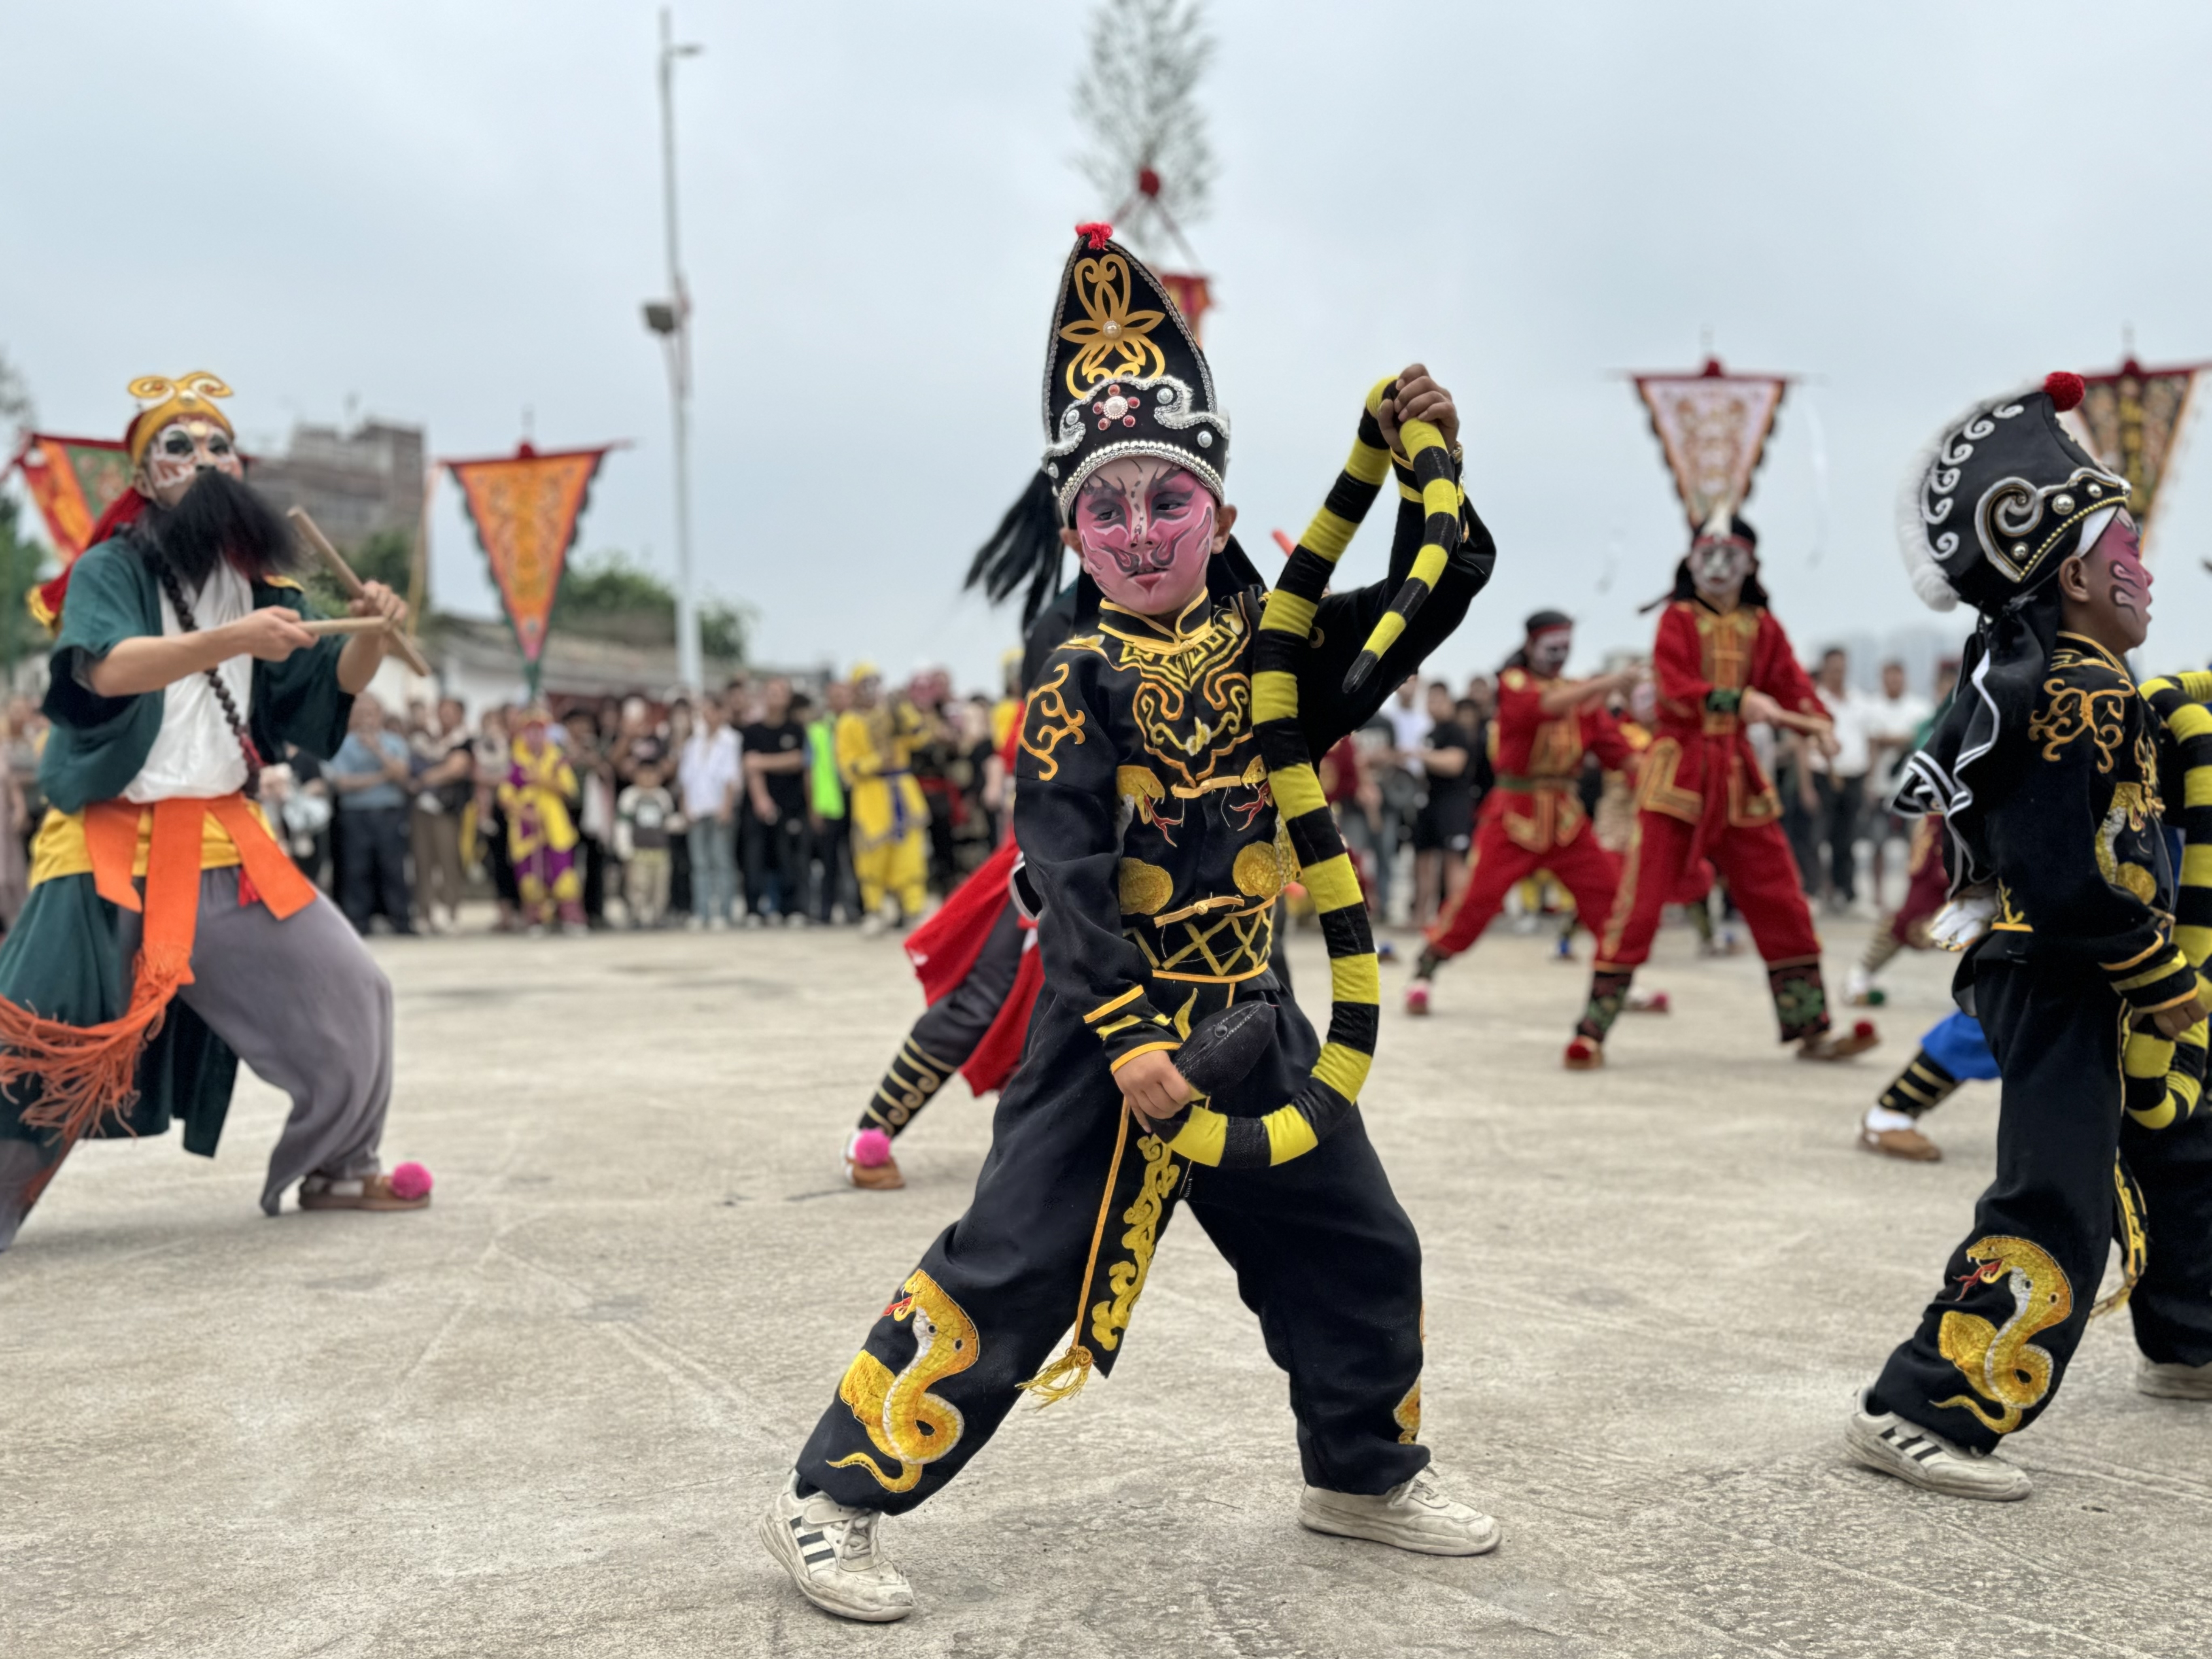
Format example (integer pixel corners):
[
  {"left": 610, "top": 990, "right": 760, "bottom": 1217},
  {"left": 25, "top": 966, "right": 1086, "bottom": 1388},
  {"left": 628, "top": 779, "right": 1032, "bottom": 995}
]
[
  {"left": 1482, "top": 667, "right": 1637, "bottom": 852},
  {"left": 1635, "top": 600, "right": 1823, "bottom": 839}
]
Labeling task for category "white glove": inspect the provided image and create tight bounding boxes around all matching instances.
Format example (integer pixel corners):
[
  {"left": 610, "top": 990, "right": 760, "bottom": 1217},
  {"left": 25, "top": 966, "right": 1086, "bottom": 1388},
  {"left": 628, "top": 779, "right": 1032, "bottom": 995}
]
[{"left": 1929, "top": 891, "right": 1998, "bottom": 952}]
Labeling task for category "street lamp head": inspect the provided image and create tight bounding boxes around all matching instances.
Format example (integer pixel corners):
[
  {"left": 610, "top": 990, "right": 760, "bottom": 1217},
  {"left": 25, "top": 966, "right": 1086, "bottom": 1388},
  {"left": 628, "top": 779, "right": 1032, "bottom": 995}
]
[{"left": 643, "top": 301, "right": 679, "bottom": 336}]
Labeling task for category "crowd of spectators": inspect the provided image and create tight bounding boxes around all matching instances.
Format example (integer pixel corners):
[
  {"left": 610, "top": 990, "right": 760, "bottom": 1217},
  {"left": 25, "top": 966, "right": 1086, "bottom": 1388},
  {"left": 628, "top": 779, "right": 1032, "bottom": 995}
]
[
  {"left": 0, "top": 646, "right": 1955, "bottom": 946},
  {"left": 234, "top": 670, "right": 1017, "bottom": 938}
]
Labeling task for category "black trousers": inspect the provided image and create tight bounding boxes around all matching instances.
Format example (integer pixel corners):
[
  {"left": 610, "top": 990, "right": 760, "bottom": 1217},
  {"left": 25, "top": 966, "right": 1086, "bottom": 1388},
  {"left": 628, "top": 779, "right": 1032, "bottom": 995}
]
[
  {"left": 799, "top": 983, "right": 1429, "bottom": 1514},
  {"left": 860, "top": 903, "right": 1027, "bottom": 1138},
  {"left": 745, "top": 810, "right": 810, "bottom": 918},
  {"left": 337, "top": 806, "right": 413, "bottom": 933},
  {"left": 810, "top": 814, "right": 857, "bottom": 921},
  {"left": 1873, "top": 957, "right": 2212, "bottom": 1451},
  {"left": 1813, "top": 772, "right": 1864, "bottom": 902}
]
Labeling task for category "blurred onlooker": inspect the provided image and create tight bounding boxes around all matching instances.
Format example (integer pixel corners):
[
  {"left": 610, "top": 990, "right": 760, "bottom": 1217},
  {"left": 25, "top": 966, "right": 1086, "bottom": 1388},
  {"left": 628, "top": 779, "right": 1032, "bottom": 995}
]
[
  {"left": 1410, "top": 681, "right": 1473, "bottom": 928},
  {"left": 329, "top": 697, "right": 416, "bottom": 935},
  {"left": 742, "top": 676, "right": 812, "bottom": 924},
  {"left": 679, "top": 695, "right": 742, "bottom": 928},
  {"left": 664, "top": 699, "right": 696, "bottom": 919},
  {"left": 474, "top": 706, "right": 521, "bottom": 931},
  {"left": 1864, "top": 659, "right": 1934, "bottom": 902},
  {"left": 807, "top": 681, "right": 858, "bottom": 923},
  {"left": 266, "top": 742, "right": 334, "bottom": 890},
  {"left": 410, "top": 697, "right": 473, "bottom": 933},
  {"left": 1805, "top": 647, "right": 1877, "bottom": 911},
  {"left": 615, "top": 759, "right": 678, "bottom": 928},
  {"left": 562, "top": 707, "right": 616, "bottom": 929}
]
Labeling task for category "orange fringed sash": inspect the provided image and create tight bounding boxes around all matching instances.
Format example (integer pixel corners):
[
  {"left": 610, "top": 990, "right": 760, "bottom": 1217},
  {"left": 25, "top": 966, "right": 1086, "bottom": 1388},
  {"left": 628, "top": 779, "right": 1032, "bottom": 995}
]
[{"left": 0, "top": 793, "right": 314, "bottom": 1141}]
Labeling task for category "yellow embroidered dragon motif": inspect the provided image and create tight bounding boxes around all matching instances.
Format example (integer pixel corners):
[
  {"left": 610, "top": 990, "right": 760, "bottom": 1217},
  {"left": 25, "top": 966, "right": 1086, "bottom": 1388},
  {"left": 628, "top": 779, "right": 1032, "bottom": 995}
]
[
  {"left": 829, "top": 1268, "right": 981, "bottom": 1493},
  {"left": 1935, "top": 1235, "right": 2073, "bottom": 1434}
]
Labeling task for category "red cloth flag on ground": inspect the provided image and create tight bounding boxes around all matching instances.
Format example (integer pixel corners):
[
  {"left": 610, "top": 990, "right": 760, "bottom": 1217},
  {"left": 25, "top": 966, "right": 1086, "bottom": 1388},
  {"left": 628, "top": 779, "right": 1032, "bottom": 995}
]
[
  {"left": 444, "top": 442, "right": 613, "bottom": 690},
  {"left": 9, "top": 434, "right": 133, "bottom": 561},
  {"left": 1630, "top": 357, "right": 1792, "bottom": 530},
  {"left": 2070, "top": 357, "right": 2207, "bottom": 550}
]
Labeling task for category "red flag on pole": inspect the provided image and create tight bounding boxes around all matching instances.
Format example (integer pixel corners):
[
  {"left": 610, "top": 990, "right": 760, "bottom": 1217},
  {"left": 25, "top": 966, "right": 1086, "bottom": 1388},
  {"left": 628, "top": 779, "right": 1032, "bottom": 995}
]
[
  {"left": 2070, "top": 357, "right": 2208, "bottom": 550},
  {"left": 1629, "top": 357, "right": 1793, "bottom": 531},
  {"left": 8, "top": 433, "right": 133, "bottom": 561},
  {"left": 443, "top": 442, "right": 614, "bottom": 690}
]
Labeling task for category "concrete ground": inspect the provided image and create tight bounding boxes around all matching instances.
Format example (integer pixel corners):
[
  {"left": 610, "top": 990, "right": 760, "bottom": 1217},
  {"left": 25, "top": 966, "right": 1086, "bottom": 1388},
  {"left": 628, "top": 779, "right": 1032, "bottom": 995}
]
[{"left": 3, "top": 911, "right": 2208, "bottom": 1659}]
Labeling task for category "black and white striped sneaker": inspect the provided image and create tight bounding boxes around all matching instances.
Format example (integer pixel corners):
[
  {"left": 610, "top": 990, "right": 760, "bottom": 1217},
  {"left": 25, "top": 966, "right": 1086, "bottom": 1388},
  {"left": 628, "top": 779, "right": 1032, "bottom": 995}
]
[
  {"left": 1844, "top": 1389, "right": 2031, "bottom": 1501},
  {"left": 758, "top": 1472, "right": 915, "bottom": 1622}
]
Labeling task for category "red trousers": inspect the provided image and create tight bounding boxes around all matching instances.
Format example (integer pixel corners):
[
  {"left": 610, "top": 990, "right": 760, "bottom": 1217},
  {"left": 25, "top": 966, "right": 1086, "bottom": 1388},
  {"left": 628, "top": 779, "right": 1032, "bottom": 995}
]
[
  {"left": 1597, "top": 808, "right": 1820, "bottom": 971},
  {"left": 1427, "top": 816, "right": 1620, "bottom": 960}
]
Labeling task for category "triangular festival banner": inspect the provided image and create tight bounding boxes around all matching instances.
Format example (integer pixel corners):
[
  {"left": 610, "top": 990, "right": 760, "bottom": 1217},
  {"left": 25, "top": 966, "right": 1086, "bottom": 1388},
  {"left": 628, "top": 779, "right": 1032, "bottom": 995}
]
[
  {"left": 2070, "top": 357, "right": 2206, "bottom": 548},
  {"left": 8, "top": 433, "right": 134, "bottom": 561},
  {"left": 1631, "top": 357, "right": 1792, "bottom": 530},
  {"left": 444, "top": 442, "right": 612, "bottom": 690}
]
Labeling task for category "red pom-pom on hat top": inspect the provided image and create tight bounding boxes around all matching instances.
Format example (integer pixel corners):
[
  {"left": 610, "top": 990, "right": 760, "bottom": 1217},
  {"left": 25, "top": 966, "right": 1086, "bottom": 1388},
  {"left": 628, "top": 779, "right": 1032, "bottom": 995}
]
[
  {"left": 2044, "top": 371, "right": 2086, "bottom": 412},
  {"left": 1074, "top": 221, "right": 1114, "bottom": 251}
]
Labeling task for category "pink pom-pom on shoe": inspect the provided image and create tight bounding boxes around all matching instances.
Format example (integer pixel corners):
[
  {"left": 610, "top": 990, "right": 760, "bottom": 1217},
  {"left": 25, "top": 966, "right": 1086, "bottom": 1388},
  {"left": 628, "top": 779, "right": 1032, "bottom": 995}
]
[
  {"left": 852, "top": 1129, "right": 894, "bottom": 1168},
  {"left": 388, "top": 1162, "right": 434, "bottom": 1202}
]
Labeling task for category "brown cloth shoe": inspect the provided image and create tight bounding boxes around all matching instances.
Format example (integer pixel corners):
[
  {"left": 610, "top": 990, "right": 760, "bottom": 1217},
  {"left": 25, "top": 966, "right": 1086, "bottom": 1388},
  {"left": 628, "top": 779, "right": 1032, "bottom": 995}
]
[
  {"left": 297, "top": 1173, "right": 432, "bottom": 1213},
  {"left": 1562, "top": 1037, "right": 1604, "bottom": 1071},
  {"left": 1859, "top": 1124, "right": 1941, "bottom": 1162},
  {"left": 1798, "top": 1020, "right": 1880, "bottom": 1062},
  {"left": 848, "top": 1156, "right": 906, "bottom": 1191}
]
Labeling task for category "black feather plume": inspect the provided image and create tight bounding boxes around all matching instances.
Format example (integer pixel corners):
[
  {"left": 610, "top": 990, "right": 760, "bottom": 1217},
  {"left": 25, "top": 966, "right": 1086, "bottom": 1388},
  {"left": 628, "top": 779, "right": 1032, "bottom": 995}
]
[{"left": 966, "top": 471, "right": 1065, "bottom": 627}]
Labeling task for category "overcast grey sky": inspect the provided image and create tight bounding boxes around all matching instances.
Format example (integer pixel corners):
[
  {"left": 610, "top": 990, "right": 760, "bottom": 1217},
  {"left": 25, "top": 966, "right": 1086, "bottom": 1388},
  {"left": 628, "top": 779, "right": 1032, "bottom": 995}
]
[{"left": 5, "top": 1, "right": 2210, "bottom": 689}]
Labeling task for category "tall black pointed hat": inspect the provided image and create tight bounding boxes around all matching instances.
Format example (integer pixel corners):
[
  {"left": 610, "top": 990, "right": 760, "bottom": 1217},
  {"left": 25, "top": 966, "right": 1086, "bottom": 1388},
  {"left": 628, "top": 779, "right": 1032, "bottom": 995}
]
[
  {"left": 1897, "top": 371, "right": 2129, "bottom": 616},
  {"left": 968, "top": 223, "right": 1232, "bottom": 624},
  {"left": 1894, "top": 372, "right": 2135, "bottom": 891}
]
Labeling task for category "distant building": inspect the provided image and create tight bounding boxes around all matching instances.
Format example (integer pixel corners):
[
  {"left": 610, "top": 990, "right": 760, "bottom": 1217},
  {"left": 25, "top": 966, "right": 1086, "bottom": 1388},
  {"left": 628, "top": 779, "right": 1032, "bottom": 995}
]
[{"left": 246, "top": 420, "right": 425, "bottom": 550}]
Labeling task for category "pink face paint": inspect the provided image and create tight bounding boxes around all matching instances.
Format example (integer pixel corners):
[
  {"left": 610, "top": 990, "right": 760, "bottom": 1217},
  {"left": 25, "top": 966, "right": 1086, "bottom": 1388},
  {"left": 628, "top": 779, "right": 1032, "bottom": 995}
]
[{"left": 1073, "top": 457, "right": 1216, "bottom": 617}]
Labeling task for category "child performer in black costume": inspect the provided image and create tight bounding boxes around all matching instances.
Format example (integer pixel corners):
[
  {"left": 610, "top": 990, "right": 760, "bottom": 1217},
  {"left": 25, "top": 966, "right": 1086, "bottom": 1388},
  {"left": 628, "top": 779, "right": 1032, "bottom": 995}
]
[
  {"left": 1848, "top": 372, "right": 2212, "bottom": 1500},
  {"left": 762, "top": 227, "right": 1501, "bottom": 1621}
]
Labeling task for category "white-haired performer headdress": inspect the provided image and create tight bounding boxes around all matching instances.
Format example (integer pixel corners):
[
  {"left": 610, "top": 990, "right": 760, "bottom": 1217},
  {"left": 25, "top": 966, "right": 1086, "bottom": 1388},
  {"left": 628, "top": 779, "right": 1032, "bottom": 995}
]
[{"left": 1894, "top": 371, "right": 2131, "bottom": 891}]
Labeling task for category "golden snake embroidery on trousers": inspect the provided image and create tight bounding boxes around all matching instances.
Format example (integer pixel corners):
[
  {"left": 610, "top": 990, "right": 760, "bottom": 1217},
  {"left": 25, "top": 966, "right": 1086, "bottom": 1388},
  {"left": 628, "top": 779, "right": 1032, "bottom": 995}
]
[
  {"left": 829, "top": 1268, "right": 981, "bottom": 1492},
  {"left": 1089, "top": 1132, "right": 1179, "bottom": 1352},
  {"left": 1935, "top": 1235, "right": 2073, "bottom": 1434}
]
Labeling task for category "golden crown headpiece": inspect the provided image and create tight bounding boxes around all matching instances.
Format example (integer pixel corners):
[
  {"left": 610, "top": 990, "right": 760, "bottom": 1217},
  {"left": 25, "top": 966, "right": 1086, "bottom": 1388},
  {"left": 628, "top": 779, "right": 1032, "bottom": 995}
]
[{"left": 124, "top": 371, "right": 236, "bottom": 465}]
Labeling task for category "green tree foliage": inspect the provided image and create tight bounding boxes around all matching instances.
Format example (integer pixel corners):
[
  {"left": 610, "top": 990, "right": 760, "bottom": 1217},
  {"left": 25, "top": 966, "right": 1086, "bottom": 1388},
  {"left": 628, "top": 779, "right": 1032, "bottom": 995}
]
[
  {"left": 0, "top": 493, "right": 55, "bottom": 675},
  {"left": 550, "top": 548, "right": 749, "bottom": 663},
  {"left": 304, "top": 526, "right": 413, "bottom": 616}
]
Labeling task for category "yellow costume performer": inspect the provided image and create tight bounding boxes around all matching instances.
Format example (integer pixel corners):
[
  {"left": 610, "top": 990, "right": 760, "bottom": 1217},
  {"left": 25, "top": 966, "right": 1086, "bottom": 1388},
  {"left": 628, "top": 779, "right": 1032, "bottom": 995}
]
[
  {"left": 500, "top": 718, "right": 583, "bottom": 926},
  {"left": 837, "top": 665, "right": 929, "bottom": 923}
]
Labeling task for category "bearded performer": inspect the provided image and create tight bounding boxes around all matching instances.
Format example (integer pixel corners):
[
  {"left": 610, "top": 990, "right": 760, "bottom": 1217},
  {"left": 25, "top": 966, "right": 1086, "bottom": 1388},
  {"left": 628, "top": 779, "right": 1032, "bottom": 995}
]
[
  {"left": 1404, "top": 610, "right": 1639, "bottom": 1016},
  {"left": 836, "top": 665, "right": 930, "bottom": 931},
  {"left": 1849, "top": 372, "right": 2212, "bottom": 1500},
  {"left": 1566, "top": 511, "right": 1879, "bottom": 1068},
  {"left": 762, "top": 229, "right": 1501, "bottom": 1623},
  {"left": 0, "top": 372, "right": 431, "bottom": 1252},
  {"left": 843, "top": 592, "right": 1079, "bottom": 1190}
]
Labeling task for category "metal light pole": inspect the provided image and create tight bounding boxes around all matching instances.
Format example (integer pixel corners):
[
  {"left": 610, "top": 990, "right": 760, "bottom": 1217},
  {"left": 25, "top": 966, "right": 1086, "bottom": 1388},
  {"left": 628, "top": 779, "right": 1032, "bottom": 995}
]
[{"left": 645, "top": 8, "right": 704, "bottom": 690}]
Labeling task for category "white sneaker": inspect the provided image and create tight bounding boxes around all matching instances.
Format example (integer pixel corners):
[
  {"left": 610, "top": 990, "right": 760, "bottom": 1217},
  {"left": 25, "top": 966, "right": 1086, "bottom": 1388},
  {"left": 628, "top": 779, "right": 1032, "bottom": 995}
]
[
  {"left": 1844, "top": 1389, "right": 2031, "bottom": 1500},
  {"left": 758, "top": 1473, "right": 915, "bottom": 1623},
  {"left": 1296, "top": 1466, "right": 1500, "bottom": 1556},
  {"left": 2138, "top": 1357, "right": 2212, "bottom": 1400}
]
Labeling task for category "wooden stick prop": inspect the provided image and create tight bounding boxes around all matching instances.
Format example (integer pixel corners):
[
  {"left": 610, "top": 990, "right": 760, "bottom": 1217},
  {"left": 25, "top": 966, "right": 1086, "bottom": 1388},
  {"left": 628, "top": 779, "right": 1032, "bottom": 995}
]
[
  {"left": 295, "top": 616, "right": 396, "bottom": 637},
  {"left": 286, "top": 507, "right": 433, "bottom": 675}
]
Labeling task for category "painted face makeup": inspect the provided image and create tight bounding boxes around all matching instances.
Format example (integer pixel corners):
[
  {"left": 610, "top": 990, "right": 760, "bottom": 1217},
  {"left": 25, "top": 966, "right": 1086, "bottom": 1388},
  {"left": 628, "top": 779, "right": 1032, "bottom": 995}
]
[
  {"left": 140, "top": 416, "right": 242, "bottom": 508},
  {"left": 1071, "top": 456, "right": 1218, "bottom": 617},
  {"left": 1691, "top": 538, "right": 1753, "bottom": 604},
  {"left": 2089, "top": 512, "right": 2153, "bottom": 650},
  {"left": 1527, "top": 627, "right": 1573, "bottom": 678}
]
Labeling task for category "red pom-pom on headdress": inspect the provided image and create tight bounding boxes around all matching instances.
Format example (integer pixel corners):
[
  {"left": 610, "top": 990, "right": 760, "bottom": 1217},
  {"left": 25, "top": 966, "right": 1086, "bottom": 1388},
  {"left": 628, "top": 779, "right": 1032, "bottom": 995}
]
[
  {"left": 1074, "top": 221, "right": 1114, "bottom": 251},
  {"left": 2044, "top": 371, "right": 2086, "bottom": 412}
]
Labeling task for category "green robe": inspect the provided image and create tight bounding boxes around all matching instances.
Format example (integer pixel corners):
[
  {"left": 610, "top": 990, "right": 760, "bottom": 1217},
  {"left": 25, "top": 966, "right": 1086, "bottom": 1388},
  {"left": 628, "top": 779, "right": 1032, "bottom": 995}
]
[{"left": 0, "top": 538, "right": 355, "bottom": 1154}]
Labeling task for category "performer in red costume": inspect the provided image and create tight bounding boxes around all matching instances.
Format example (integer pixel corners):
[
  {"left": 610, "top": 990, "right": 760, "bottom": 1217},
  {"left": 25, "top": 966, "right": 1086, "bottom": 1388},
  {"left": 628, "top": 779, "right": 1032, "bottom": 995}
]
[
  {"left": 1404, "top": 610, "right": 1639, "bottom": 1015},
  {"left": 1567, "top": 509, "right": 1879, "bottom": 1068}
]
